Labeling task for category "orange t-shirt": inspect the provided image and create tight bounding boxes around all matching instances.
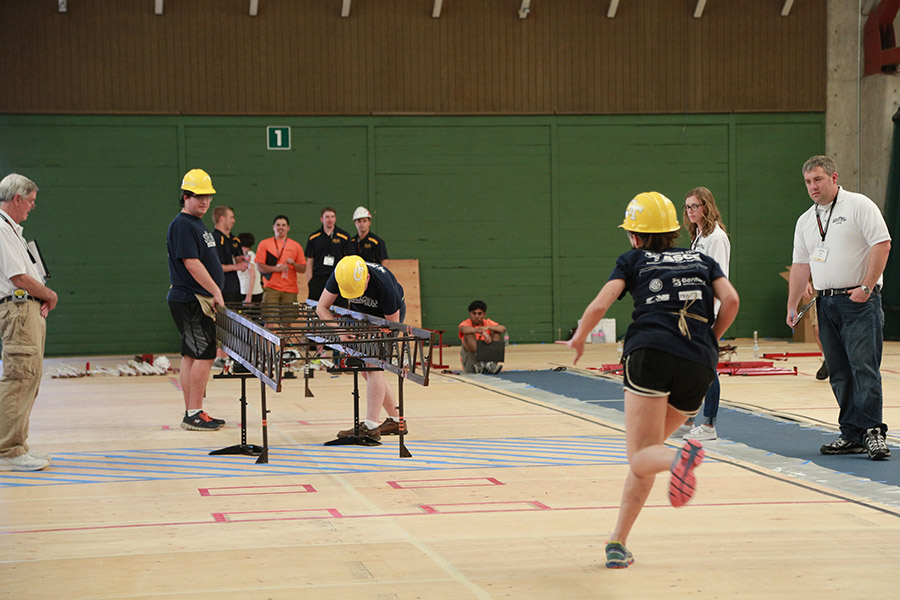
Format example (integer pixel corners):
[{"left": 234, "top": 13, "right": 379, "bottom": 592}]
[
  {"left": 458, "top": 317, "right": 499, "bottom": 341},
  {"left": 256, "top": 237, "right": 306, "bottom": 293}
]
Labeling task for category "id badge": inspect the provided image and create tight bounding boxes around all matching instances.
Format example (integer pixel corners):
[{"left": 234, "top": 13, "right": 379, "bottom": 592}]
[
  {"left": 323, "top": 255, "right": 335, "bottom": 267},
  {"left": 812, "top": 247, "right": 829, "bottom": 263}
]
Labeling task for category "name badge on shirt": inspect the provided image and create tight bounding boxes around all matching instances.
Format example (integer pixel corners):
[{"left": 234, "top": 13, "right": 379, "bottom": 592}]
[
  {"left": 323, "top": 255, "right": 335, "bottom": 267},
  {"left": 812, "top": 247, "right": 829, "bottom": 263}
]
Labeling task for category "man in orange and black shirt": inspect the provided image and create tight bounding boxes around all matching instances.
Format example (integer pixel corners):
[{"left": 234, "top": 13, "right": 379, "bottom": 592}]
[{"left": 459, "top": 300, "right": 506, "bottom": 374}]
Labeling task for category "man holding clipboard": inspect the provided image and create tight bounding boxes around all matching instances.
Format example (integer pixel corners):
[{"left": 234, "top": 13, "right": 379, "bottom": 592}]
[{"left": 255, "top": 215, "right": 306, "bottom": 304}]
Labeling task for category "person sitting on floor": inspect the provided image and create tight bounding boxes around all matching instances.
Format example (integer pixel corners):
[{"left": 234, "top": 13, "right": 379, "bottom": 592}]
[{"left": 458, "top": 300, "right": 506, "bottom": 374}]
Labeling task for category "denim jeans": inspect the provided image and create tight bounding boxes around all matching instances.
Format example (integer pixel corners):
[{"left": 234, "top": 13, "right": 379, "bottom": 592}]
[
  {"left": 816, "top": 291, "right": 886, "bottom": 442},
  {"left": 700, "top": 373, "right": 720, "bottom": 426}
]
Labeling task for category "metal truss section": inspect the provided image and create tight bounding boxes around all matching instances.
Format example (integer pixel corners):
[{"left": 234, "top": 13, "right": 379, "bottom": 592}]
[
  {"left": 215, "top": 302, "right": 435, "bottom": 391},
  {"left": 215, "top": 306, "right": 286, "bottom": 391}
]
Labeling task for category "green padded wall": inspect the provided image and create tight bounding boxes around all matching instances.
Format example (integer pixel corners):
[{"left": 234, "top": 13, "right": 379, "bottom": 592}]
[{"left": 0, "top": 114, "right": 823, "bottom": 356}]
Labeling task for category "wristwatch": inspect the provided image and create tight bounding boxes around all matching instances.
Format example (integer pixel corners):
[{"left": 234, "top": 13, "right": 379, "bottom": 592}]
[{"left": 861, "top": 285, "right": 872, "bottom": 295}]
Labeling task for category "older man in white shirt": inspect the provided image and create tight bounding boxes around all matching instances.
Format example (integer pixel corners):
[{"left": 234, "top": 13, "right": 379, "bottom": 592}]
[{"left": 0, "top": 173, "right": 58, "bottom": 472}]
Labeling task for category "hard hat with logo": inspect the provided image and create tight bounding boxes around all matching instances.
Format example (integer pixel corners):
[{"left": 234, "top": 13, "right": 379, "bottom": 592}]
[
  {"left": 352, "top": 206, "right": 372, "bottom": 221},
  {"left": 619, "top": 191, "right": 679, "bottom": 233},
  {"left": 335, "top": 255, "right": 369, "bottom": 299},
  {"left": 181, "top": 169, "right": 216, "bottom": 195}
]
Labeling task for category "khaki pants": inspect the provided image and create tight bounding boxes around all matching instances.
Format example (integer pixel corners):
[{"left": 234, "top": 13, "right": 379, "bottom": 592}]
[
  {"left": 0, "top": 300, "right": 46, "bottom": 458},
  {"left": 262, "top": 288, "right": 299, "bottom": 304}
]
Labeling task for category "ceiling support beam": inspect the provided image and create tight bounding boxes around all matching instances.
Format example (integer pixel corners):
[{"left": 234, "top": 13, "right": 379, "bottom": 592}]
[
  {"left": 341, "top": 0, "right": 351, "bottom": 17},
  {"left": 693, "top": 0, "right": 707, "bottom": 18},
  {"left": 607, "top": 0, "right": 620, "bottom": 18},
  {"left": 781, "top": 0, "right": 794, "bottom": 17},
  {"left": 433, "top": 0, "right": 442, "bottom": 18},
  {"left": 518, "top": 0, "right": 530, "bottom": 19}
]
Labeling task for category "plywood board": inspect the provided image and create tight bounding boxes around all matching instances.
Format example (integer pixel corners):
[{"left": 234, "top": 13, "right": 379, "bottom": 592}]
[{"left": 389, "top": 259, "right": 421, "bottom": 328}]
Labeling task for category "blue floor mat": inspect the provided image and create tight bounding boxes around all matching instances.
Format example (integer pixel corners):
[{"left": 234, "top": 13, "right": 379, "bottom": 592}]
[{"left": 495, "top": 369, "right": 899, "bottom": 486}]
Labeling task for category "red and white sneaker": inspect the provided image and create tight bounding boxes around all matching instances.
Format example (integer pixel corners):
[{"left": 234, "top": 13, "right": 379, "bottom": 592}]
[{"left": 669, "top": 439, "right": 705, "bottom": 508}]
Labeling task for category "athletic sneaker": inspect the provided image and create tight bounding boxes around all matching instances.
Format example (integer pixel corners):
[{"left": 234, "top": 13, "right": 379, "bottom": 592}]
[
  {"left": 669, "top": 439, "right": 705, "bottom": 508},
  {"left": 473, "top": 361, "right": 485, "bottom": 374},
  {"left": 213, "top": 357, "right": 226, "bottom": 369},
  {"left": 181, "top": 411, "right": 225, "bottom": 431},
  {"left": 337, "top": 422, "right": 381, "bottom": 441},
  {"left": 605, "top": 541, "right": 634, "bottom": 569},
  {"left": 26, "top": 450, "right": 51, "bottom": 461},
  {"left": 0, "top": 454, "right": 50, "bottom": 472},
  {"left": 819, "top": 437, "right": 866, "bottom": 455},
  {"left": 483, "top": 361, "right": 503, "bottom": 375},
  {"left": 671, "top": 423, "right": 693, "bottom": 438},
  {"left": 684, "top": 424, "right": 717, "bottom": 441},
  {"left": 378, "top": 418, "right": 408, "bottom": 436},
  {"left": 815, "top": 361, "right": 829, "bottom": 380},
  {"left": 864, "top": 428, "right": 891, "bottom": 460}
]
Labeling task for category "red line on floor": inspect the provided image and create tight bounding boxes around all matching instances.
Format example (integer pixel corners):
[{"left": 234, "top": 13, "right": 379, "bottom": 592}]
[{"left": 0, "top": 499, "right": 846, "bottom": 536}]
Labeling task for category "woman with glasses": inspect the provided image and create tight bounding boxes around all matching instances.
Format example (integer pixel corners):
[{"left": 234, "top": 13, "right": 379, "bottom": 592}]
[{"left": 679, "top": 187, "right": 731, "bottom": 441}]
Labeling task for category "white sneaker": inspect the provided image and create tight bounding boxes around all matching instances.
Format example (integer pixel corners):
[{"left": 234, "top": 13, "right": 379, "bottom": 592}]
[
  {"left": 484, "top": 361, "right": 503, "bottom": 374},
  {"left": 684, "top": 424, "right": 717, "bottom": 441},
  {"left": 672, "top": 424, "right": 693, "bottom": 438},
  {"left": 27, "top": 450, "right": 51, "bottom": 461},
  {"left": 0, "top": 454, "right": 50, "bottom": 471}
]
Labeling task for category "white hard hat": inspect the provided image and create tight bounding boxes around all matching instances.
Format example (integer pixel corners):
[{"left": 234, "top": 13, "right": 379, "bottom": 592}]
[{"left": 352, "top": 206, "right": 371, "bottom": 221}]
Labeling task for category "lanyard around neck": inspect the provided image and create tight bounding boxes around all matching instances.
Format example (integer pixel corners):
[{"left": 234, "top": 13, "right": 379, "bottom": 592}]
[
  {"left": 0, "top": 212, "right": 36, "bottom": 264},
  {"left": 815, "top": 194, "right": 837, "bottom": 243}
]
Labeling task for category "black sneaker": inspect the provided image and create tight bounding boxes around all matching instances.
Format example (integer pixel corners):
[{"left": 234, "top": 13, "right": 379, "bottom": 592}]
[
  {"left": 863, "top": 428, "right": 891, "bottom": 460},
  {"left": 819, "top": 437, "right": 865, "bottom": 455},
  {"left": 183, "top": 410, "right": 225, "bottom": 426},
  {"left": 181, "top": 411, "right": 225, "bottom": 431},
  {"left": 815, "top": 362, "right": 829, "bottom": 380}
]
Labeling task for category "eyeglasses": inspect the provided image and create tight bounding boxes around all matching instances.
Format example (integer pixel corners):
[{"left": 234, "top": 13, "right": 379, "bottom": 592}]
[{"left": 684, "top": 203, "right": 703, "bottom": 212}]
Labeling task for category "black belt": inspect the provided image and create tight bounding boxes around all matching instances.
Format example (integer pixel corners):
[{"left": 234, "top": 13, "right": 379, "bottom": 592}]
[
  {"left": 0, "top": 294, "right": 37, "bottom": 305},
  {"left": 817, "top": 285, "right": 881, "bottom": 297}
]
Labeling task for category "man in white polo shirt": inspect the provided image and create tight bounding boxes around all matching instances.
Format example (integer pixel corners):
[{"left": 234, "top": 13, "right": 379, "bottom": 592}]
[
  {"left": 0, "top": 173, "right": 59, "bottom": 472},
  {"left": 787, "top": 156, "right": 891, "bottom": 460}
]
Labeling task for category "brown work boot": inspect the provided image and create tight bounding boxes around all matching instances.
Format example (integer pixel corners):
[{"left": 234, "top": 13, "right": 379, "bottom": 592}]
[
  {"left": 337, "top": 422, "right": 381, "bottom": 441},
  {"left": 378, "top": 418, "right": 408, "bottom": 436}
]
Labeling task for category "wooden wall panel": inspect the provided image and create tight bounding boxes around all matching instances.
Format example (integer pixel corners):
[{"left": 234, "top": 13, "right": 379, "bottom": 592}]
[{"left": 0, "top": 0, "right": 826, "bottom": 116}]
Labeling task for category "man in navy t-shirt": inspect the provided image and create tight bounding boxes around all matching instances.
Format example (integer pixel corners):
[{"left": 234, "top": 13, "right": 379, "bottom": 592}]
[
  {"left": 166, "top": 169, "right": 226, "bottom": 432},
  {"left": 317, "top": 256, "right": 407, "bottom": 441}
]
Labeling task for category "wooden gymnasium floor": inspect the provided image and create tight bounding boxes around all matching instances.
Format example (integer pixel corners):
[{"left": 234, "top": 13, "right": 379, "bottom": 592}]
[{"left": 2, "top": 339, "right": 899, "bottom": 599}]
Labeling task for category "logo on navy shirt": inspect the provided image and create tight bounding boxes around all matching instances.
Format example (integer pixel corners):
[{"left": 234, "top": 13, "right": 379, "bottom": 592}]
[
  {"left": 203, "top": 231, "right": 216, "bottom": 247},
  {"left": 643, "top": 250, "right": 702, "bottom": 264},
  {"left": 649, "top": 279, "right": 663, "bottom": 292}
]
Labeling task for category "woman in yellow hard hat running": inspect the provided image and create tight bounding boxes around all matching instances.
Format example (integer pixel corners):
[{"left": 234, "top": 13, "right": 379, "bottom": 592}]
[{"left": 558, "top": 191, "right": 739, "bottom": 569}]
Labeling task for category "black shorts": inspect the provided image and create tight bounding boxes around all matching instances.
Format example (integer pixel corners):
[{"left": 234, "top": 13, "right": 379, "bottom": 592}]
[
  {"left": 168, "top": 299, "right": 217, "bottom": 360},
  {"left": 622, "top": 347, "right": 715, "bottom": 416}
]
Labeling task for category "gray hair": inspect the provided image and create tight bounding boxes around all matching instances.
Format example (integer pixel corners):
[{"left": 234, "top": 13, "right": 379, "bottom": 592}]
[
  {"left": 802, "top": 155, "right": 836, "bottom": 176},
  {"left": 0, "top": 173, "right": 38, "bottom": 203}
]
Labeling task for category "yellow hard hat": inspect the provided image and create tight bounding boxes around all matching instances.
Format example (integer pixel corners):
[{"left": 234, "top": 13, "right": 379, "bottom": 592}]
[
  {"left": 619, "top": 191, "right": 679, "bottom": 233},
  {"left": 181, "top": 169, "right": 216, "bottom": 195},
  {"left": 335, "top": 255, "right": 368, "bottom": 299}
]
